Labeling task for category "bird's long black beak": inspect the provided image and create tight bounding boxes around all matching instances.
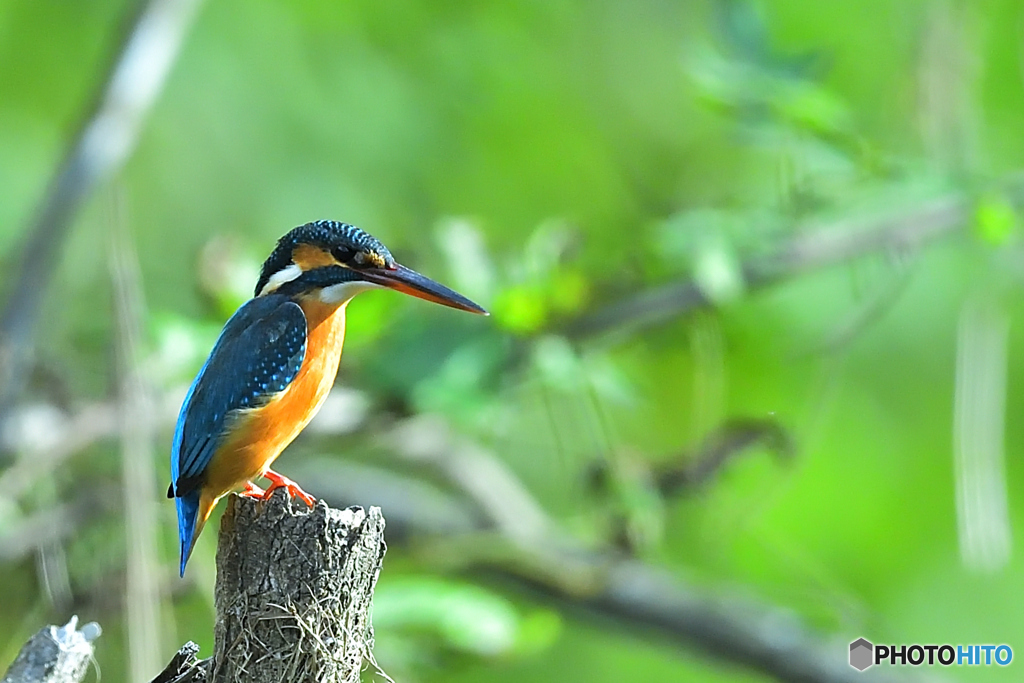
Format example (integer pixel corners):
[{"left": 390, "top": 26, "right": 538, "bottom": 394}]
[{"left": 362, "top": 264, "right": 488, "bottom": 315}]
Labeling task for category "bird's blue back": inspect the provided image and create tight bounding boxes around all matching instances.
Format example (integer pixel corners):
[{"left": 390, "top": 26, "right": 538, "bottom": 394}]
[{"left": 169, "top": 294, "right": 306, "bottom": 574}]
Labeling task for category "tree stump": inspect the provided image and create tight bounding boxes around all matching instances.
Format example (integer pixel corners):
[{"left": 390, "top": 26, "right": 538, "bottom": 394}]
[{"left": 210, "top": 490, "right": 386, "bottom": 683}]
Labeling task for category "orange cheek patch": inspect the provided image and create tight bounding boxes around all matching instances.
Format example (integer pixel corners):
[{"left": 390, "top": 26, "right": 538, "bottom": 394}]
[{"left": 292, "top": 243, "right": 339, "bottom": 270}]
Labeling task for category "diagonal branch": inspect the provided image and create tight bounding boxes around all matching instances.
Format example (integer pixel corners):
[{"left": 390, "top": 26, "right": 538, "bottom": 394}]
[
  {"left": 0, "top": 0, "right": 205, "bottom": 440},
  {"left": 656, "top": 417, "right": 794, "bottom": 496},
  {"left": 299, "top": 455, "right": 937, "bottom": 683},
  {"left": 568, "top": 193, "right": 974, "bottom": 339}
]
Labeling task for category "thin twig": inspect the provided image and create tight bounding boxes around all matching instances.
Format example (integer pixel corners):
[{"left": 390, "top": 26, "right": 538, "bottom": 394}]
[{"left": 655, "top": 418, "right": 794, "bottom": 496}]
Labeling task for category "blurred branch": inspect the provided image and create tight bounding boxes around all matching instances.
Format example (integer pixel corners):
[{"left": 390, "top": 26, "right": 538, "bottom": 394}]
[
  {"left": 110, "top": 202, "right": 166, "bottom": 683},
  {"left": 506, "top": 557, "right": 905, "bottom": 683},
  {"left": 384, "top": 415, "right": 552, "bottom": 542},
  {"left": 569, "top": 193, "right": 973, "bottom": 338},
  {"left": 656, "top": 417, "right": 794, "bottom": 496},
  {"left": 580, "top": 418, "right": 794, "bottom": 556},
  {"left": 288, "top": 460, "right": 485, "bottom": 542},
  {"left": 0, "top": 386, "right": 351, "bottom": 508},
  {"left": 799, "top": 259, "right": 917, "bottom": 356},
  {"left": 301, "top": 452, "right": 933, "bottom": 683},
  {"left": 0, "top": 0, "right": 205, "bottom": 448},
  {"left": 299, "top": 413, "right": 932, "bottom": 683},
  {"left": 1, "top": 617, "right": 101, "bottom": 683},
  {"left": 0, "top": 404, "right": 118, "bottom": 500},
  {"left": 0, "top": 495, "right": 102, "bottom": 564}
]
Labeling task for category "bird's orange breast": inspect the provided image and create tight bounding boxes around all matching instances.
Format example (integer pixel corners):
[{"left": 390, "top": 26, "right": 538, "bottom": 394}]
[{"left": 200, "top": 297, "right": 347, "bottom": 502}]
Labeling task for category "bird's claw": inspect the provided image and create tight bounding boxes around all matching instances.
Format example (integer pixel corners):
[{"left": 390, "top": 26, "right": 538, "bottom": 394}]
[
  {"left": 262, "top": 469, "right": 316, "bottom": 507},
  {"left": 238, "top": 481, "right": 266, "bottom": 499}
]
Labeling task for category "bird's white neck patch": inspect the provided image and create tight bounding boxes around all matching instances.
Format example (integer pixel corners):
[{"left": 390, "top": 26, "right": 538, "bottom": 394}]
[
  {"left": 318, "top": 279, "right": 382, "bottom": 304},
  {"left": 259, "top": 263, "right": 303, "bottom": 296}
]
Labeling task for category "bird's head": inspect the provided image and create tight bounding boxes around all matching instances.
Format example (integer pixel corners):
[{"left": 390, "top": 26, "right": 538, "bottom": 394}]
[{"left": 254, "top": 220, "right": 487, "bottom": 314}]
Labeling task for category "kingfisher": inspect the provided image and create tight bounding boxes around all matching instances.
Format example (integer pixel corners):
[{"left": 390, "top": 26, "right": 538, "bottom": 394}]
[{"left": 168, "top": 220, "right": 486, "bottom": 576}]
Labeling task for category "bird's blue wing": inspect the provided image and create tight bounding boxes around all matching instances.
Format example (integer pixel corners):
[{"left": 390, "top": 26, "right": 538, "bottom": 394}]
[{"left": 169, "top": 294, "right": 307, "bottom": 498}]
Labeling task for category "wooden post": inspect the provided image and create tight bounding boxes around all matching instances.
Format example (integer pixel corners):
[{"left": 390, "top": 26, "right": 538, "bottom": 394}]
[
  {"left": 209, "top": 491, "right": 386, "bottom": 683},
  {"left": 4, "top": 494, "right": 386, "bottom": 683}
]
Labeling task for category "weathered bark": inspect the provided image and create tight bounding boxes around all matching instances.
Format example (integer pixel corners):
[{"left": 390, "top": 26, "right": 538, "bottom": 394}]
[
  {"left": 148, "top": 642, "right": 207, "bottom": 683},
  {"left": 1, "top": 617, "right": 100, "bottom": 683},
  {"left": 209, "top": 491, "right": 386, "bottom": 683}
]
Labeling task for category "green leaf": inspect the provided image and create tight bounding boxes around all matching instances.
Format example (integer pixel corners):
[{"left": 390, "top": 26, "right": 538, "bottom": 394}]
[
  {"left": 975, "top": 194, "right": 1017, "bottom": 246},
  {"left": 492, "top": 284, "right": 548, "bottom": 334}
]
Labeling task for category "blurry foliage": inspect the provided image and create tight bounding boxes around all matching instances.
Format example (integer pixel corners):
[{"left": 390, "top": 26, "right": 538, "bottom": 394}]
[
  {"left": 374, "top": 577, "right": 561, "bottom": 661},
  {"left": 3, "top": 0, "right": 1024, "bottom": 682}
]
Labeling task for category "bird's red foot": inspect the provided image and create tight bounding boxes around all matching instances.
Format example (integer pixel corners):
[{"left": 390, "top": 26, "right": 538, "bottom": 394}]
[
  {"left": 262, "top": 469, "right": 316, "bottom": 507},
  {"left": 238, "top": 481, "right": 266, "bottom": 499}
]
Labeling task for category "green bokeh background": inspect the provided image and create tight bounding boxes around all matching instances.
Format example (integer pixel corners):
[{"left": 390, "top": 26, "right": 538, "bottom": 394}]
[{"left": 2, "top": 0, "right": 1022, "bottom": 681}]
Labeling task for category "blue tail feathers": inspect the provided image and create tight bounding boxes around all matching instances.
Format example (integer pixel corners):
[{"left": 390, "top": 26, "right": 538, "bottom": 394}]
[{"left": 176, "top": 491, "right": 201, "bottom": 577}]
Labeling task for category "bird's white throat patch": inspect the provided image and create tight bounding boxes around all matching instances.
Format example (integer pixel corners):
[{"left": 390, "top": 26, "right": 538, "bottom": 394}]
[{"left": 318, "top": 279, "right": 382, "bottom": 304}]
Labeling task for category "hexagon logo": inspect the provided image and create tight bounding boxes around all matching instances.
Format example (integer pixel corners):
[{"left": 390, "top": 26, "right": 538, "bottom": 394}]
[{"left": 850, "top": 638, "right": 874, "bottom": 671}]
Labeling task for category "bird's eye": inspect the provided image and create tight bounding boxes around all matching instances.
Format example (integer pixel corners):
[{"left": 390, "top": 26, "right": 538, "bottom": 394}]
[{"left": 332, "top": 245, "right": 356, "bottom": 263}]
